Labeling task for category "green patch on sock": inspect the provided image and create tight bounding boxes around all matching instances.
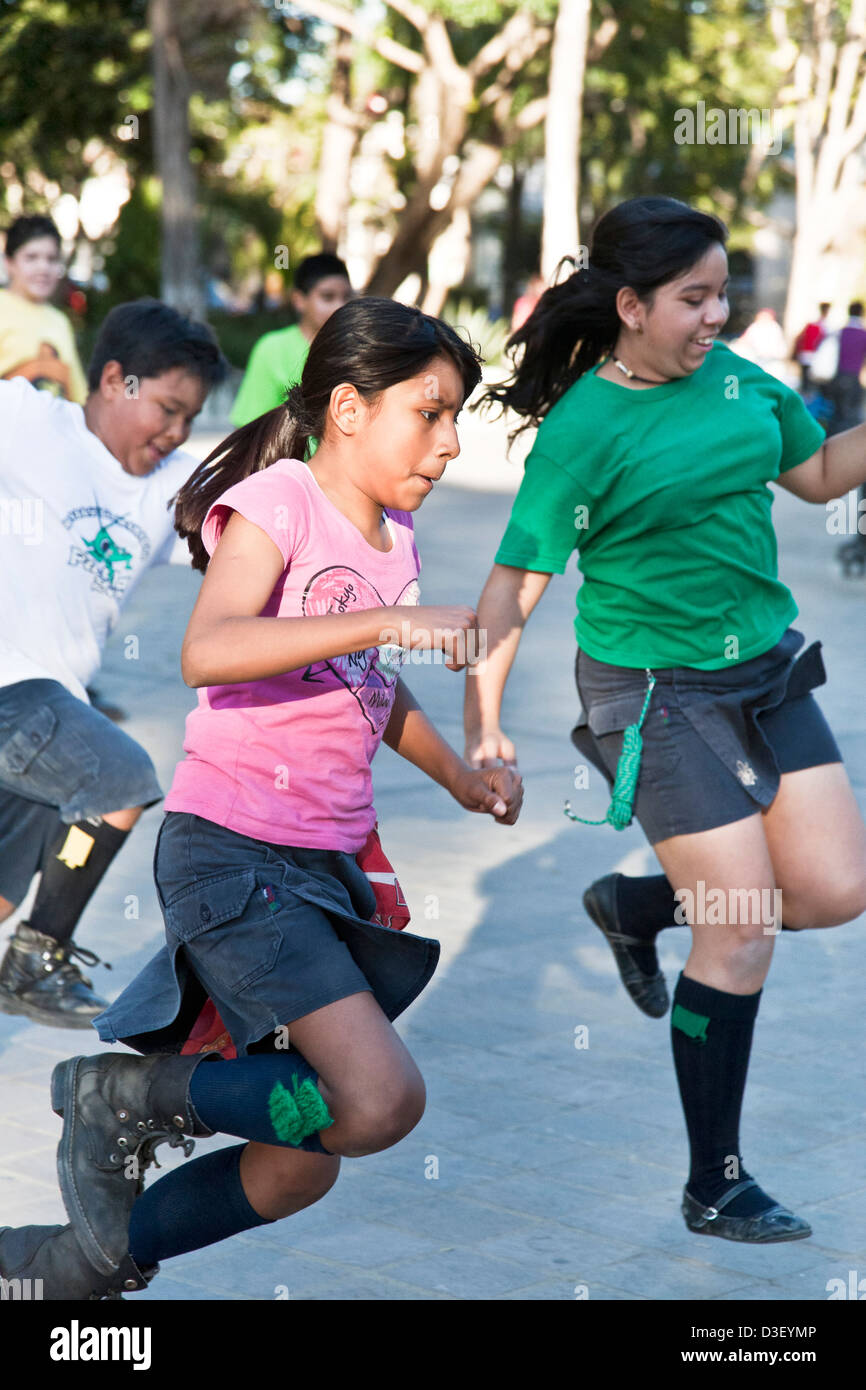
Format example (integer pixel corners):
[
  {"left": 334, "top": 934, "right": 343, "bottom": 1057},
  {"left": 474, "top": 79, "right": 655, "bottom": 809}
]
[
  {"left": 268, "top": 1077, "right": 333, "bottom": 1145},
  {"left": 672, "top": 1003, "right": 709, "bottom": 1043}
]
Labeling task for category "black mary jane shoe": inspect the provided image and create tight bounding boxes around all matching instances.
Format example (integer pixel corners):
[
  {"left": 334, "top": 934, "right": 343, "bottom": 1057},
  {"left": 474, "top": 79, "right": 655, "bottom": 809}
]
[
  {"left": 582, "top": 873, "right": 669, "bottom": 1018},
  {"left": 682, "top": 1179, "right": 812, "bottom": 1243}
]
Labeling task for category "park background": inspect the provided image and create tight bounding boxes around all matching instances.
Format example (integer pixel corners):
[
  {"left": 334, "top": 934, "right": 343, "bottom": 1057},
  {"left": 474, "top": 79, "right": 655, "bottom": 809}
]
[
  {"left": 3, "top": 0, "right": 866, "bottom": 401},
  {"left": 2, "top": 0, "right": 866, "bottom": 1307}
]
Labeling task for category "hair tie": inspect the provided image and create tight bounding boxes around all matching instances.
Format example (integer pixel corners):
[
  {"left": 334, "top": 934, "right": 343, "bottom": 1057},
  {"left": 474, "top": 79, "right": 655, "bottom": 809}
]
[{"left": 285, "top": 383, "right": 306, "bottom": 414}]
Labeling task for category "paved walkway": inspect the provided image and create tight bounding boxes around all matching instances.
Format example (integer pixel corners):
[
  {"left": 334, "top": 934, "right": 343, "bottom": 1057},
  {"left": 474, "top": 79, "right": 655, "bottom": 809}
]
[{"left": 2, "top": 413, "right": 865, "bottom": 1300}]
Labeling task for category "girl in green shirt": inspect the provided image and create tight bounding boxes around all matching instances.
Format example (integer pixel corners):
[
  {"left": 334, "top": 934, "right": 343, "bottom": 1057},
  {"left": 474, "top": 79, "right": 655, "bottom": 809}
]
[{"left": 465, "top": 195, "right": 866, "bottom": 1244}]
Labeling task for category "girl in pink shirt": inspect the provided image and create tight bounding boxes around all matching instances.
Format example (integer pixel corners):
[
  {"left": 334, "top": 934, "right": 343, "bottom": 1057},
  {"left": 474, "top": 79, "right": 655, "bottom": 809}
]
[{"left": 3, "top": 298, "right": 523, "bottom": 1299}]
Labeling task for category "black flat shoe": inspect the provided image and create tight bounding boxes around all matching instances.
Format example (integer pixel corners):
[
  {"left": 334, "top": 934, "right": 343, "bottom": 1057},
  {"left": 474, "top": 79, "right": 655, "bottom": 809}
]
[
  {"left": 582, "top": 873, "right": 669, "bottom": 1018},
  {"left": 682, "top": 1180, "right": 812, "bottom": 1243}
]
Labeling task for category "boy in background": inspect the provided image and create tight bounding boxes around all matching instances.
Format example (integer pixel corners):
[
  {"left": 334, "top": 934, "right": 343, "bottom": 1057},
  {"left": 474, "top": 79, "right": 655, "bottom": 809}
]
[
  {"left": 0, "top": 215, "right": 88, "bottom": 403},
  {"left": 0, "top": 299, "right": 229, "bottom": 1028},
  {"left": 230, "top": 252, "right": 352, "bottom": 426}
]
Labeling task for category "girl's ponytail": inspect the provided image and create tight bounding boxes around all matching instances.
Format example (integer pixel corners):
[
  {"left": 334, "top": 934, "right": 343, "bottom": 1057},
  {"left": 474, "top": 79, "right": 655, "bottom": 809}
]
[
  {"left": 482, "top": 196, "right": 728, "bottom": 438},
  {"left": 484, "top": 258, "right": 622, "bottom": 431},
  {"left": 173, "top": 402, "right": 304, "bottom": 572}
]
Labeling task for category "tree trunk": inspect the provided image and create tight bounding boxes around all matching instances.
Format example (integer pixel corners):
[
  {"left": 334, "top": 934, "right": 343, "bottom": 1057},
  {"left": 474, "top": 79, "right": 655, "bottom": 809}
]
[
  {"left": 368, "top": 139, "right": 502, "bottom": 299},
  {"left": 502, "top": 163, "right": 526, "bottom": 316},
  {"left": 149, "top": 0, "right": 205, "bottom": 320},
  {"left": 421, "top": 206, "right": 472, "bottom": 316},
  {"left": 315, "top": 34, "right": 361, "bottom": 254},
  {"left": 781, "top": 0, "right": 866, "bottom": 341},
  {"left": 541, "top": 0, "right": 590, "bottom": 279}
]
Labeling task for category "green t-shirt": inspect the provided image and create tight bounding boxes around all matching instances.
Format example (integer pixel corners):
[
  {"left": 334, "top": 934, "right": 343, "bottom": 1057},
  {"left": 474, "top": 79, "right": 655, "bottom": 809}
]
[
  {"left": 495, "top": 342, "right": 826, "bottom": 670},
  {"left": 230, "top": 323, "right": 310, "bottom": 427}
]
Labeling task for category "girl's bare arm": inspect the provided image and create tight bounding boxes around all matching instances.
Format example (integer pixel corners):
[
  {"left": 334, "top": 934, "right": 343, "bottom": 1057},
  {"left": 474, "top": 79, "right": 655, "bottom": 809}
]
[
  {"left": 182, "top": 512, "right": 475, "bottom": 687},
  {"left": 463, "top": 563, "right": 553, "bottom": 763},
  {"left": 384, "top": 677, "right": 523, "bottom": 822}
]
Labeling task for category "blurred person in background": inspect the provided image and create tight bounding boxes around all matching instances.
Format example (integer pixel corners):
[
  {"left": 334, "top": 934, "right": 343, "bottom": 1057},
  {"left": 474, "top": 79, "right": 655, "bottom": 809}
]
[
  {"left": 793, "top": 302, "right": 831, "bottom": 395},
  {"left": 0, "top": 215, "right": 87, "bottom": 403},
  {"left": 731, "top": 307, "right": 792, "bottom": 384},
  {"left": 510, "top": 273, "right": 545, "bottom": 334},
  {"left": 230, "top": 253, "right": 353, "bottom": 427},
  {"left": 824, "top": 301, "right": 866, "bottom": 436},
  {"left": 0, "top": 300, "right": 228, "bottom": 1029}
]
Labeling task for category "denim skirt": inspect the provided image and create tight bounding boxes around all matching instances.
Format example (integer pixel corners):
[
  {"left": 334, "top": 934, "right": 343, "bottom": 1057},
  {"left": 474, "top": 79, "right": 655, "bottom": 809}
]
[
  {"left": 571, "top": 628, "right": 841, "bottom": 845},
  {"left": 94, "top": 811, "right": 440, "bottom": 1057}
]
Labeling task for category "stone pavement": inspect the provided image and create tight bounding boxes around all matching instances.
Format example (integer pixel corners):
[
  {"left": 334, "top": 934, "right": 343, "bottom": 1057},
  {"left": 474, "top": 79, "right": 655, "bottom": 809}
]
[{"left": 1, "top": 411, "right": 865, "bottom": 1301}]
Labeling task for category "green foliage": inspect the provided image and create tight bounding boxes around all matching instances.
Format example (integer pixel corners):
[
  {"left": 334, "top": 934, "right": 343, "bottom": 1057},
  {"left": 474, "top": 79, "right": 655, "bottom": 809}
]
[
  {"left": 443, "top": 297, "right": 510, "bottom": 366},
  {"left": 0, "top": 0, "right": 150, "bottom": 190},
  {"left": 0, "top": 0, "right": 819, "bottom": 324},
  {"left": 96, "top": 177, "right": 161, "bottom": 308},
  {"left": 208, "top": 309, "right": 297, "bottom": 371},
  {"left": 578, "top": 0, "right": 793, "bottom": 238},
  {"left": 416, "top": 0, "right": 556, "bottom": 25}
]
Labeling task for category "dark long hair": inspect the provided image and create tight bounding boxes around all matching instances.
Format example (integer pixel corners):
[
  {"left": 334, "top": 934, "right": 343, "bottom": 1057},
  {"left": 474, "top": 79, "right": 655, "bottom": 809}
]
[
  {"left": 482, "top": 196, "right": 728, "bottom": 437},
  {"left": 175, "top": 297, "right": 483, "bottom": 571}
]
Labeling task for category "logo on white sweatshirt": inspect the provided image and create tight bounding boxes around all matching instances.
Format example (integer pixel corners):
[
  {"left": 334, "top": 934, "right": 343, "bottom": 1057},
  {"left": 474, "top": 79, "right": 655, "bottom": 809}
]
[{"left": 62, "top": 505, "right": 151, "bottom": 596}]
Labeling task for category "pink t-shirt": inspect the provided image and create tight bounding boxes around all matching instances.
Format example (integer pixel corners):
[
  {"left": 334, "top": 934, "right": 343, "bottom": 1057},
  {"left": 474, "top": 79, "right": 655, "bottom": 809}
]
[{"left": 165, "top": 458, "right": 421, "bottom": 851}]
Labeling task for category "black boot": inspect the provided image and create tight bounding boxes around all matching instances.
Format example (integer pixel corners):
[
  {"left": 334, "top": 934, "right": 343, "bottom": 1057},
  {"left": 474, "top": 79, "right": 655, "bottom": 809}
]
[
  {"left": 0, "top": 1223, "right": 157, "bottom": 1299},
  {"left": 51, "top": 1051, "right": 216, "bottom": 1276},
  {"left": 0, "top": 922, "right": 109, "bottom": 1028}
]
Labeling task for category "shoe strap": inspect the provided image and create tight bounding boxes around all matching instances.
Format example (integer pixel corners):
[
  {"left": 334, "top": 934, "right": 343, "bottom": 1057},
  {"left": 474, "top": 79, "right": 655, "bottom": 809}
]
[
  {"left": 602, "top": 927, "right": 656, "bottom": 949},
  {"left": 696, "top": 1177, "right": 759, "bottom": 1222}
]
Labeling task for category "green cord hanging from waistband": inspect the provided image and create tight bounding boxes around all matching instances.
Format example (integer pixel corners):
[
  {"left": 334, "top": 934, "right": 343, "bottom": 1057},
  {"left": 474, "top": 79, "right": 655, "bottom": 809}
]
[{"left": 564, "top": 669, "right": 656, "bottom": 831}]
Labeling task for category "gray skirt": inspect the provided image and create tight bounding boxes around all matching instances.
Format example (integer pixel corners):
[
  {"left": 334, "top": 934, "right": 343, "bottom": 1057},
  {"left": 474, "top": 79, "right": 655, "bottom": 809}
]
[
  {"left": 94, "top": 811, "right": 440, "bottom": 1057},
  {"left": 571, "top": 628, "right": 841, "bottom": 844}
]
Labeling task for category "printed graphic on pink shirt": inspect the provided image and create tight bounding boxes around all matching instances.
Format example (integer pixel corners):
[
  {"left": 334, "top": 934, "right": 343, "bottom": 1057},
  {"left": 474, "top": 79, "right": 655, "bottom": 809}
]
[{"left": 301, "top": 566, "right": 420, "bottom": 734}]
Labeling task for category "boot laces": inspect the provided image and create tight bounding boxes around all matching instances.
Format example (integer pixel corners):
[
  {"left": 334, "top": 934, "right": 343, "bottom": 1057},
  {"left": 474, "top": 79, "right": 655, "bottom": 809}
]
[
  {"left": 130, "top": 1126, "right": 196, "bottom": 1171},
  {"left": 43, "top": 940, "right": 113, "bottom": 985},
  {"left": 62, "top": 941, "right": 112, "bottom": 973}
]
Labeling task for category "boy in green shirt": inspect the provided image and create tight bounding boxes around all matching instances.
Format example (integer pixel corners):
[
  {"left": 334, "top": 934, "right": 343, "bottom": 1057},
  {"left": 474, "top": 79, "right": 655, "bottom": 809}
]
[{"left": 230, "top": 253, "right": 353, "bottom": 426}]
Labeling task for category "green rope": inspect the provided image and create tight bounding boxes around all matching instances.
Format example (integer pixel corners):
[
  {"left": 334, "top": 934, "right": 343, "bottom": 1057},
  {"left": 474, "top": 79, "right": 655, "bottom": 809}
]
[{"left": 564, "top": 669, "right": 656, "bottom": 831}]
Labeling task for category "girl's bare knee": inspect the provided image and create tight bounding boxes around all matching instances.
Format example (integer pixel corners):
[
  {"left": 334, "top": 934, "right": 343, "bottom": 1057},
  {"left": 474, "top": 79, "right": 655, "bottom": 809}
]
[
  {"left": 690, "top": 923, "right": 774, "bottom": 989},
  {"left": 782, "top": 872, "right": 866, "bottom": 929},
  {"left": 334, "top": 1078, "right": 426, "bottom": 1158},
  {"left": 819, "top": 872, "right": 866, "bottom": 926},
  {"left": 242, "top": 1145, "right": 340, "bottom": 1220}
]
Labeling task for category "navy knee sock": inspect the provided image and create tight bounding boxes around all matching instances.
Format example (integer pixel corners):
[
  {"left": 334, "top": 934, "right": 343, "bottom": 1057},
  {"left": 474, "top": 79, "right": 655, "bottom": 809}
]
[
  {"left": 616, "top": 873, "right": 682, "bottom": 939},
  {"left": 670, "top": 973, "right": 774, "bottom": 1218},
  {"left": 128, "top": 1143, "right": 272, "bottom": 1268},
  {"left": 613, "top": 873, "right": 682, "bottom": 974},
  {"left": 189, "top": 1051, "right": 334, "bottom": 1153}
]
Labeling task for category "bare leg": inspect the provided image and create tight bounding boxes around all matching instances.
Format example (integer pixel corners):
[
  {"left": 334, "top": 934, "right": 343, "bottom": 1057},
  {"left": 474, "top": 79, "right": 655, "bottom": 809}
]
[
  {"left": 101, "top": 806, "right": 143, "bottom": 832},
  {"left": 761, "top": 764, "right": 866, "bottom": 927},
  {"left": 239, "top": 1142, "right": 340, "bottom": 1220},
  {"left": 287, "top": 990, "right": 426, "bottom": 1159},
  {"left": 653, "top": 813, "right": 776, "bottom": 993}
]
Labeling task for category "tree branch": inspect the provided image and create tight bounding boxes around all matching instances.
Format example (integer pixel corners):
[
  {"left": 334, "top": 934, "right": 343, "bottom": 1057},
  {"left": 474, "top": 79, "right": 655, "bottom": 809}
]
[
  {"left": 385, "top": 0, "right": 429, "bottom": 36},
  {"left": 587, "top": 15, "right": 618, "bottom": 63},
  {"left": 290, "top": 0, "right": 424, "bottom": 74},
  {"left": 468, "top": 12, "right": 540, "bottom": 81}
]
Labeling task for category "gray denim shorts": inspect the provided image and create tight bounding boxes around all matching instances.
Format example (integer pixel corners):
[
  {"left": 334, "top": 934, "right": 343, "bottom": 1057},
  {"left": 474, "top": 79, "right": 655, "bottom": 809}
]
[
  {"left": 0, "top": 679, "right": 163, "bottom": 904},
  {"left": 571, "top": 628, "right": 842, "bottom": 844},
  {"left": 94, "top": 811, "right": 440, "bottom": 1057}
]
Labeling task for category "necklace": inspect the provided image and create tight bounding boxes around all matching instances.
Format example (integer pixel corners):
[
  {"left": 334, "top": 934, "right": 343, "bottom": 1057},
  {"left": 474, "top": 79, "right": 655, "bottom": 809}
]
[{"left": 612, "top": 356, "right": 671, "bottom": 385}]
